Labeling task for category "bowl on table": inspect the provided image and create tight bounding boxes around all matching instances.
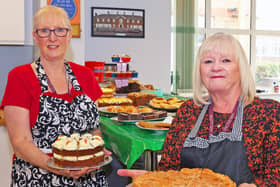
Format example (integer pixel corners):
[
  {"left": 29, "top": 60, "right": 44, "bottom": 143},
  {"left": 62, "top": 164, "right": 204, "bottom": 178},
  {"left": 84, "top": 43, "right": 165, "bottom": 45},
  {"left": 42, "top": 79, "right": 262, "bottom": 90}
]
[{"left": 121, "top": 55, "right": 131, "bottom": 62}]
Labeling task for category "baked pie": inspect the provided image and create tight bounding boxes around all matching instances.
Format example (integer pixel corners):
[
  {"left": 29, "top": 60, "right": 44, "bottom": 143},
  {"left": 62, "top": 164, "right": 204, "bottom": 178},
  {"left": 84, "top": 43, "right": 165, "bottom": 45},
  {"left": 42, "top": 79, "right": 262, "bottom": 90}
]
[
  {"left": 133, "top": 168, "right": 236, "bottom": 187},
  {"left": 97, "top": 97, "right": 133, "bottom": 107},
  {"left": 105, "top": 106, "right": 153, "bottom": 114},
  {"left": 138, "top": 121, "right": 171, "bottom": 129},
  {"left": 150, "top": 97, "right": 185, "bottom": 110}
]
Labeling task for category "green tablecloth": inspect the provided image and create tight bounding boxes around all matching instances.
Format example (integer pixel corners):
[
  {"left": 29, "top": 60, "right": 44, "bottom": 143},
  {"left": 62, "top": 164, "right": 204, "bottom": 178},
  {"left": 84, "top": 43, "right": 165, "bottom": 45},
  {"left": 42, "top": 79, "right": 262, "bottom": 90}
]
[{"left": 100, "top": 116, "right": 167, "bottom": 168}]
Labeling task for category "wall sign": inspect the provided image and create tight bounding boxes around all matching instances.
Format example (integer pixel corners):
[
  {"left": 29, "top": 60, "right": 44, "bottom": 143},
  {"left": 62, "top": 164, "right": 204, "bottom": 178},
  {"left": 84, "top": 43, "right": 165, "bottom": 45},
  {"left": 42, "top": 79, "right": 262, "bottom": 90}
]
[{"left": 91, "top": 7, "right": 145, "bottom": 38}]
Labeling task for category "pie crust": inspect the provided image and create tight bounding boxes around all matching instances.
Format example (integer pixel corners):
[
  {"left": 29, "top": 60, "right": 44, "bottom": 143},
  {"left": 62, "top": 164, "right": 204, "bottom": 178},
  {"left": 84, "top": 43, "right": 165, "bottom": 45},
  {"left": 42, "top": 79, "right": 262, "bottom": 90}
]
[{"left": 133, "top": 168, "right": 236, "bottom": 187}]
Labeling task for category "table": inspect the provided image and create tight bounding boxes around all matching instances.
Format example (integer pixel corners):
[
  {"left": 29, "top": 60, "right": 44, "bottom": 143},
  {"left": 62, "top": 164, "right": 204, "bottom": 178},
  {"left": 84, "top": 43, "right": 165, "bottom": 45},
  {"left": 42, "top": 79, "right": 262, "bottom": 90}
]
[{"left": 99, "top": 116, "right": 167, "bottom": 170}]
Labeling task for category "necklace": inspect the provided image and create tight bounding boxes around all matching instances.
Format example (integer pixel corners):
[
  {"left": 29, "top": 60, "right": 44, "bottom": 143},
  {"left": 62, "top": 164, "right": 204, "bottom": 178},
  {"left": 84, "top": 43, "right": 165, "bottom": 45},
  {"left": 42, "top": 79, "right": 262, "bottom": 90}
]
[
  {"left": 208, "top": 99, "right": 239, "bottom": 135},
  {"left": 45, "top": 68, "right": 71, "bottom": 97}
]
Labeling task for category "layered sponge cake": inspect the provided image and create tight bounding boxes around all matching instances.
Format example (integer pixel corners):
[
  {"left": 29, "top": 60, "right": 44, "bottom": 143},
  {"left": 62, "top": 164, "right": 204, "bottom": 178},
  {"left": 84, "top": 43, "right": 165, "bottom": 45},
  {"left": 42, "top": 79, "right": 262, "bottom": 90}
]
[{"left": 52, "top": 133, "right": 105, "bottom": 167}]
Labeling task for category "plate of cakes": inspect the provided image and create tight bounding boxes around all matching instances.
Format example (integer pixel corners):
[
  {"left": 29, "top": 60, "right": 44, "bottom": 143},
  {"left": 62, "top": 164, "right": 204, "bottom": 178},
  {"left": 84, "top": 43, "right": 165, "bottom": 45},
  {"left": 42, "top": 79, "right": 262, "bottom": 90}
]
[
  {"left": 47, "top": 133, "right": 112, "bottom": 170},
  {"left": 110, "top": 107, "right": 168, "bottom": 124},
  {"left": 148, "top": 97, "right": 186, "bottom": 112},
  {"left": 97, "top": 97, "right": 133, "bottom": 107},
  {"left": 99, "top": 105, "right": 156, "bottom": 117},
  {"left": 98, "top": 106, "right": 118, "bottom": 117}
]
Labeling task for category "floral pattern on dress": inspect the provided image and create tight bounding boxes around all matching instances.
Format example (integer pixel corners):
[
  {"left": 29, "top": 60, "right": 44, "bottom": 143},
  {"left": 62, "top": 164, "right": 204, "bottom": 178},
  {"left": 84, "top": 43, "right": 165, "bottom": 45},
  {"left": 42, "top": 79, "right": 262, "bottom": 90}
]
[{"left": 158, "top": 98, "right": 280, "bottom": 187}]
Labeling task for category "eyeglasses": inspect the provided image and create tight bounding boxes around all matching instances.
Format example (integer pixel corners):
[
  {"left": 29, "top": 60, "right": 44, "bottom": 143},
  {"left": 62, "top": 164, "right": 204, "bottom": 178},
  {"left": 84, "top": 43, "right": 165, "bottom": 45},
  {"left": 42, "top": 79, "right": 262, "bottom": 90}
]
[{"left": 35, "top": 28, "right": 69, "bottom": 38}]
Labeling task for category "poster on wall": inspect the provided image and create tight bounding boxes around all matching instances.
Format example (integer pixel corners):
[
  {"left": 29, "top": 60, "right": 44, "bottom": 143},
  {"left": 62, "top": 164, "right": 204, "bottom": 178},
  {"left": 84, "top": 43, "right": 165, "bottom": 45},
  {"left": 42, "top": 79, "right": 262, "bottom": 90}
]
[
  {"left": 91, "top": 7, "right": 145, "bottom": 38},
  {"left": 47, "top": 0, "right": 81, "bottom": 38}
]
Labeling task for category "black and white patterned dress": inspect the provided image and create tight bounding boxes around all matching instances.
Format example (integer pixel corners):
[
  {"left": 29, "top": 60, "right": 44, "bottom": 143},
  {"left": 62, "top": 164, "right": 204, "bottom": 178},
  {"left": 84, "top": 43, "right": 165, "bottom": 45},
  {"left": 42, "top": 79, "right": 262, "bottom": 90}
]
[{"left": 11, "top": 60, "right": 108, "bottom": 187}]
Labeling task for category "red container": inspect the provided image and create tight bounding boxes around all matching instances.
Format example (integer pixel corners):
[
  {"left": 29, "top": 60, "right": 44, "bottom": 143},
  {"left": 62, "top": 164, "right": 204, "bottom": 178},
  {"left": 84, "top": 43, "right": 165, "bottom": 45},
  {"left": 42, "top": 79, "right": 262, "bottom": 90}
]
[
  {"left": 85, "top": 61, "right": 105, "bottom": 82},
  {"left": 121, "top": 56, "right": 131, "bottom": 62}
]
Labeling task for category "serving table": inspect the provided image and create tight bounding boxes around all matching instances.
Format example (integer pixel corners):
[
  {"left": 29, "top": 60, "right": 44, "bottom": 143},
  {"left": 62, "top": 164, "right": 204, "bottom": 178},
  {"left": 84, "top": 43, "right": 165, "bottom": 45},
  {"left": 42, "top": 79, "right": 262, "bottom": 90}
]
[{"left": 99, "top": 116, "right": 167, "bottom": 170}]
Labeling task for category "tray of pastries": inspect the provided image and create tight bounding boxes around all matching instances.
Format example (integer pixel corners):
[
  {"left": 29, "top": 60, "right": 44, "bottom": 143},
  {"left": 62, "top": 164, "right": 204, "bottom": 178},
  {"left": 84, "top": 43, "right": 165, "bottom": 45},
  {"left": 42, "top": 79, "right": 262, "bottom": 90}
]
[
  {"left": 100, "top": 87, "right": 115, "bottom": 98},
  {"left": 148, "top": 97, "right": 186, "bottom": 112},
  {"left": 135, "top": 121, "right": 171, "bottom": 131},
  {"left": 133, "top": 168, "right": 236, "bottom": 187},
  {"left": 97, "top": 97, "right": 133, "bottom": 107},
  {"left": 99, "top": 105, "right": 154, "bottom": 117}
]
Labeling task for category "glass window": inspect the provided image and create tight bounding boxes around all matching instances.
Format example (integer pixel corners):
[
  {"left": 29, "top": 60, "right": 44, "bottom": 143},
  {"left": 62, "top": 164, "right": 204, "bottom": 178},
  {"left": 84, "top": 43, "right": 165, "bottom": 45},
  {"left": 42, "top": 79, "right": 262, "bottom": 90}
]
[
  {"left": 256, "top": 36, "right": 280, "bottom": 81},
  {"left": 210, "top": 0, "right": 250, "bottom": 29},
  {"left": 196, "top": 0, "right": 205, "bottom": 28},
  {"left": 172, "top": 0, "right": 280, "bottom": 94},
  {"left": 234, "top": 35, "right": 250, "bottom": 62},
  {"left": 256, "top": 0, "right": 280, "bottom": 30}
]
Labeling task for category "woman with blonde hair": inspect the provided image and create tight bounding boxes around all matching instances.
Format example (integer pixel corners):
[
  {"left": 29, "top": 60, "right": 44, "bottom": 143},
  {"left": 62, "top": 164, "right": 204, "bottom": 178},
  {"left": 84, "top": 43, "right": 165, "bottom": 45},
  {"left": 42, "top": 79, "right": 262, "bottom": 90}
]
[
  {"left": 1, "top": 6, "right": 108, "bottom": 186},
  {"left": 119, "top": 33, "right": 280, "bottom": 186},
  {"left": 193, "top": 33, "right": 256, "bottom": 106}
]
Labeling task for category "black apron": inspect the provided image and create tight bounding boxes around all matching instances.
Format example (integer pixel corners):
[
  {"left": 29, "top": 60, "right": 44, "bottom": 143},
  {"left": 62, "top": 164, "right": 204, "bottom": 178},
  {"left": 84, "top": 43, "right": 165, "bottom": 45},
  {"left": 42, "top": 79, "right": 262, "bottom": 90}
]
[
  {"left": 181, "top": 99, "right": 255, "bottom": 185},
  {"left": 11, "top": 60, "right": 107, "bottom": 187}
]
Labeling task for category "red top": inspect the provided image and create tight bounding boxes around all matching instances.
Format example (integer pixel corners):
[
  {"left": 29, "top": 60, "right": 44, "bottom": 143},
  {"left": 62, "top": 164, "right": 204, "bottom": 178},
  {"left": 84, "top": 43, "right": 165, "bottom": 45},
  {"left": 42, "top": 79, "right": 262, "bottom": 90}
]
[
  {"left": 158, "top": 98, "right": 280, "bottom": 186},
  {"left": 1, "top": 62, "right": 103, "bottom": 129}
]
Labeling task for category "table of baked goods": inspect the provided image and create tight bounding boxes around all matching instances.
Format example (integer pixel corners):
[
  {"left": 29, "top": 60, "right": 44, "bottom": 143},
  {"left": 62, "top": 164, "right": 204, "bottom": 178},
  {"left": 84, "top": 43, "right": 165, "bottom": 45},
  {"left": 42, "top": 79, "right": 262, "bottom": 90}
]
[{"left": 99, "top": 116, "right": 167, "bottom": 170}]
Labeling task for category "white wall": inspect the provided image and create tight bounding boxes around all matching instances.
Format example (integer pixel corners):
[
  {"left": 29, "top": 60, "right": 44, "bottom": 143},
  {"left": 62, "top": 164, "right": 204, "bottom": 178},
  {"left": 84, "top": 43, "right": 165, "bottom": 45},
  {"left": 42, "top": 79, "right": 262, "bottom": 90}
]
[
  {"left": 0, "top": 0, "right": 24, "bottom": 45},
  {"left": 38, "top": 0, "right": 172, "bottom": 92},
  {"left": 84, "top": 0, "right": 171, "bottom": 92},
  {"left": 66, "top": 1, "right": 86, "bottom": 65}
]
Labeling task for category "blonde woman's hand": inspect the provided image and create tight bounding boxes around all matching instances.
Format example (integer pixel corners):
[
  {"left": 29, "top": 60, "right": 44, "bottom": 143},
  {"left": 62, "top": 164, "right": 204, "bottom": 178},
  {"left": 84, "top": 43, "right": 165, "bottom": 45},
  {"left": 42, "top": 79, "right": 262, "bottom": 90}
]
[
  {"left": 117, "top": 169, "right": 146, "bottom": 179},
  {"left": 104, "top": 148, "right": 112, "bottom": 156},
  {"left": 239, "top": 183, "right": 257, "bottom": 187}
]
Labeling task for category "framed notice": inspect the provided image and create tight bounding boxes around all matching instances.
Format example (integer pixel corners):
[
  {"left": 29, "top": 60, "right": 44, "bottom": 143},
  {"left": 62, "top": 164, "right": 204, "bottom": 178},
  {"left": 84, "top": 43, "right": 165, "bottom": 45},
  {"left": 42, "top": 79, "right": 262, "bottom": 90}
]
[
  {"left": 91, "top": 7, "right": 145, "bottom": 38},
  {"left": 47, "top": 0, "right": 81, "bottom": 38}
]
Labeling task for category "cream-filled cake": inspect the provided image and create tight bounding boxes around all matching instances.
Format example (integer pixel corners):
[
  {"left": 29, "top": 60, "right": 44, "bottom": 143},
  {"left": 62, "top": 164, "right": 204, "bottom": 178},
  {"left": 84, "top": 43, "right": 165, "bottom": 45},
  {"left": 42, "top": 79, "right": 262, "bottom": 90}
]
[{"left": 52, "top": 133, "right": 105, "bottom": 167}]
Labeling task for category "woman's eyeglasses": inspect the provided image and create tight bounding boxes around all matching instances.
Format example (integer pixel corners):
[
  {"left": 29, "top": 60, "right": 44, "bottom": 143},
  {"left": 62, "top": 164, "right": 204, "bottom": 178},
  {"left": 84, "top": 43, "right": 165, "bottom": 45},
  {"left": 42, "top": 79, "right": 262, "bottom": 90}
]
[{"left": 35, "top": 28, "right": 69, "bottom": 38}]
